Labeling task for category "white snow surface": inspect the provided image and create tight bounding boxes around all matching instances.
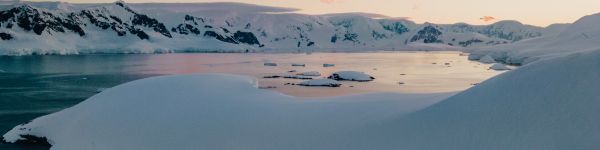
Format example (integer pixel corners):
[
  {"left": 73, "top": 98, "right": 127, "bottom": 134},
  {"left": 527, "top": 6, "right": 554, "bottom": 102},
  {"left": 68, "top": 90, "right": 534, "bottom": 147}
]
[
  {"left": 368, "top": 49, "right": 600, "bottom": 150},
  {"left": 2, "top": 74, "right": 452, "bottom": 150},
  {"left": 4, "top": 49, "right": 600, "bottom": 149}
]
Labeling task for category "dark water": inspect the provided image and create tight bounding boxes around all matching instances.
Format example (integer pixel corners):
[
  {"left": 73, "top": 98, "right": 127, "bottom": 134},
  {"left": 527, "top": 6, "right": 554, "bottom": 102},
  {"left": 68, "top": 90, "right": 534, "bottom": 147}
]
[{"left": 0, "top": 55, "right": 160, "bottom": 149}]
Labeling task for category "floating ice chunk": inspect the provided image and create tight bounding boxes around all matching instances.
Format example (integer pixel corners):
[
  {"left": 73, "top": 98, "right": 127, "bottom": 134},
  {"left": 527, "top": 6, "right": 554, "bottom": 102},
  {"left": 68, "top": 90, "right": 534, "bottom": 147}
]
[
  {"left": 323, "top": 64, "right": 335, "bottom": 67},
  {"left": 479, "top": 55, "right": 496, "bottom": 64},
  {"left": 258, "top": 86, "right": 277, "bottom": 89},
  {"left": 297, "top": 71, "right": 321, "bottom": 76},
  {"left": 328, "top": 71, "right": 375, "bottom": 82},
  {"left": 489, "top": 63, "right": 512, "bottom": 71},
  {"left": 283, "top": 75, "right": 313, "bottom": 80},
  {"left": 263, "top": 75, "right": 282, "bottom": 78},
  {"left": 264, "top": 63, "right": 277, "bottom": 66},
  {"left": 291, "top": 63, "right": 306, "bottom": 67},
  {"left": 298, "top": 79, "right": 341, "bottom": 87}
]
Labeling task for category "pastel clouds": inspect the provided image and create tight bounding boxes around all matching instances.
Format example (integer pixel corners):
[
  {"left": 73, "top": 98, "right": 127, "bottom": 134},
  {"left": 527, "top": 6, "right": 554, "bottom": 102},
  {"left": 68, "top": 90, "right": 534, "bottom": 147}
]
[{"left": 480, "top": 16, "right": 496, "bottom": 22}]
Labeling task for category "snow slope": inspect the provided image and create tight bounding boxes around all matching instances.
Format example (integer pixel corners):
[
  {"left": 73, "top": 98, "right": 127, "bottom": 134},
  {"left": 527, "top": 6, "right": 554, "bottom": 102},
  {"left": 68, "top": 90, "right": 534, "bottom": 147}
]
[
  {"left": 363, "top": 49, "right": 600, "bottom": 150},
  {"left": 2, "top": 74, "right": 453, "bottom": 150},
  {"left": 0, "top": 1, "right": 552, "bottom": 55},
  {"left": 468, "top": 12, "right": 600, "bottom": 65},
  {"left": 4, "top": 49, "right": 600, "bottom": 149}
]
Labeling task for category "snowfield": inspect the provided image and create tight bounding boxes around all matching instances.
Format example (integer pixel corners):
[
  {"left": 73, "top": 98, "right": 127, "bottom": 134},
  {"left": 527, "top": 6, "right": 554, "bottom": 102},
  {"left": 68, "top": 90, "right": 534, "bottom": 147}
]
[{"left": 4, "top": 49, "right": 600, "bottom": 149}]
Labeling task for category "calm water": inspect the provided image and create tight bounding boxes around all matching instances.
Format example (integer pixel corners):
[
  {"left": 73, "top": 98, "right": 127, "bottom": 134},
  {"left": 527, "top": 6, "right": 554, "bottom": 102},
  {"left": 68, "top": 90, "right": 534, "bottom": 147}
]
[{"left": 0, "top": 52, "right": 502, "bottom": 149}]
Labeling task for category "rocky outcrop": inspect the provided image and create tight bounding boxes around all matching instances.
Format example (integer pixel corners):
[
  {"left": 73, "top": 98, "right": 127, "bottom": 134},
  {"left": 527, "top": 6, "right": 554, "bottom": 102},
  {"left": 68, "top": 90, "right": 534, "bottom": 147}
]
[
  {"left": 0, "top": 32, "right": 12, "bottom": 40},
  {"left": 410, "top": 25, "right": 443, "bottom": 43}
]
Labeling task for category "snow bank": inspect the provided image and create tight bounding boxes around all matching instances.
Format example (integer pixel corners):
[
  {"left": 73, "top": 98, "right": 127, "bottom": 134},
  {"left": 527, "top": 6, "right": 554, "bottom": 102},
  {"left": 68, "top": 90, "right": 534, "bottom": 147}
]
[
  {"left": 2, "top": 74, "right": 452, "bottom": 150},
  {"left": 297, "top": 79, "right": 341, "bottom": 87},
  {"left": 328, "top": 71, "right": 375, "bottom": 81}
]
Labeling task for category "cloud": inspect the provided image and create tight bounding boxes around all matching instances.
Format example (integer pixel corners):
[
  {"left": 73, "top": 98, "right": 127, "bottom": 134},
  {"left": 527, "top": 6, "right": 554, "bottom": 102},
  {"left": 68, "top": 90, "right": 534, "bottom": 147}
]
[{"left": 480, "top": 16, "right": 496, "bottom": 22}]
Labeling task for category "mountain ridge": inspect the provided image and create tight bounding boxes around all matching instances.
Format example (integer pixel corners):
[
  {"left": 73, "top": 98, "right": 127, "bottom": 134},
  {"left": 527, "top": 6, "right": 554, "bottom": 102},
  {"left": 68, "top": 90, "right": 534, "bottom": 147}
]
[{"left": 0, "top": 1, "right": 564, "bottom": 55}]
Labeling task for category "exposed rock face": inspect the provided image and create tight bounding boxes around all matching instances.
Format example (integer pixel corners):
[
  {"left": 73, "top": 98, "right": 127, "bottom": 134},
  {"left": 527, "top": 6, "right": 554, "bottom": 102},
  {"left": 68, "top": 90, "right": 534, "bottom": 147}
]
[
  {"left": 381, "top": 21, "right": 410, "bottom": 35},
  {"left": 0, "top": 2, "right": 174, "bottom": 40},
  {"left": 410, "top": 25, "right": 443, "bottom": 43},
  {"left": 0, "top": 5, "right": 85, "bottom": 36},
  {"left": 171, "top": 15, "right": 262, "bottom": 46},
  {"left": 0, "top": 32, "right": 12, "bottom": 40},
  {"left": 131, "top": 14, "right": 172, "bottom": 38}
]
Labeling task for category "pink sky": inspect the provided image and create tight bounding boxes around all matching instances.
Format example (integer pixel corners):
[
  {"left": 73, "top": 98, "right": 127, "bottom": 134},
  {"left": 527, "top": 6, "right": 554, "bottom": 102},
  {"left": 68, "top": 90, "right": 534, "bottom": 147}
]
[{"left": 26, "top": 0, "right": 600, "bottom": 27}]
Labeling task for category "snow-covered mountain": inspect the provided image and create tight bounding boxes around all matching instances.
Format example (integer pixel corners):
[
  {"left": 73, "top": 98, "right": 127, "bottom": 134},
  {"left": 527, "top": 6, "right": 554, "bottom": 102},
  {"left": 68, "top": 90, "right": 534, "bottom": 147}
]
[
  {"left": 0, "top": 1, "right": 553, "bottom": 55},
  {"left": 469, "top": 12, "right": 600, "bottom": 65}
]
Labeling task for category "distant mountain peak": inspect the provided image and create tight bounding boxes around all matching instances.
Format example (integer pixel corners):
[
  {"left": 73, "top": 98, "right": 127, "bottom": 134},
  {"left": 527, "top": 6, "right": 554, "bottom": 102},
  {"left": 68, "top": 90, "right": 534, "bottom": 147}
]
[
  {"left": 491, "top": 20, "right": 524, "bottom": 26},
  {"left": 115, "top": 0, "right": 126, "bottom": 6},
  {"left": 0, "top": 3, "right": 558, "bottom": 55}
]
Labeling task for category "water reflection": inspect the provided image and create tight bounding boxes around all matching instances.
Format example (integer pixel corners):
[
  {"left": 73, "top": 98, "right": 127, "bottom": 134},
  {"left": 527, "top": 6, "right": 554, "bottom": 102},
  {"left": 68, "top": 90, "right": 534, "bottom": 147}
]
[{"left": 1, "top": 52, "right": 503, "bottom": 97}]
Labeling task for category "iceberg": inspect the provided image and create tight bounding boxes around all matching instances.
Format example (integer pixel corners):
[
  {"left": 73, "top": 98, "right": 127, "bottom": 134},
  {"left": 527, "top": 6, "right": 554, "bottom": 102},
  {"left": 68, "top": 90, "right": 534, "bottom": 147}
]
[
  {"left": 291, "top": 63, "right": 306, "bottom": 67},
  {"left": 297, "top": 71, "right": 321, "bottom": 76}
]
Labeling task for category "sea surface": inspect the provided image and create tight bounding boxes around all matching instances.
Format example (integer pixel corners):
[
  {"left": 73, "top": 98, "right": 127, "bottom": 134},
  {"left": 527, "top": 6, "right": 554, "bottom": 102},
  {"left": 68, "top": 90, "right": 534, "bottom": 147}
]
[{"left": 0, "top": 51, "right": 503, "bottom": 149}]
